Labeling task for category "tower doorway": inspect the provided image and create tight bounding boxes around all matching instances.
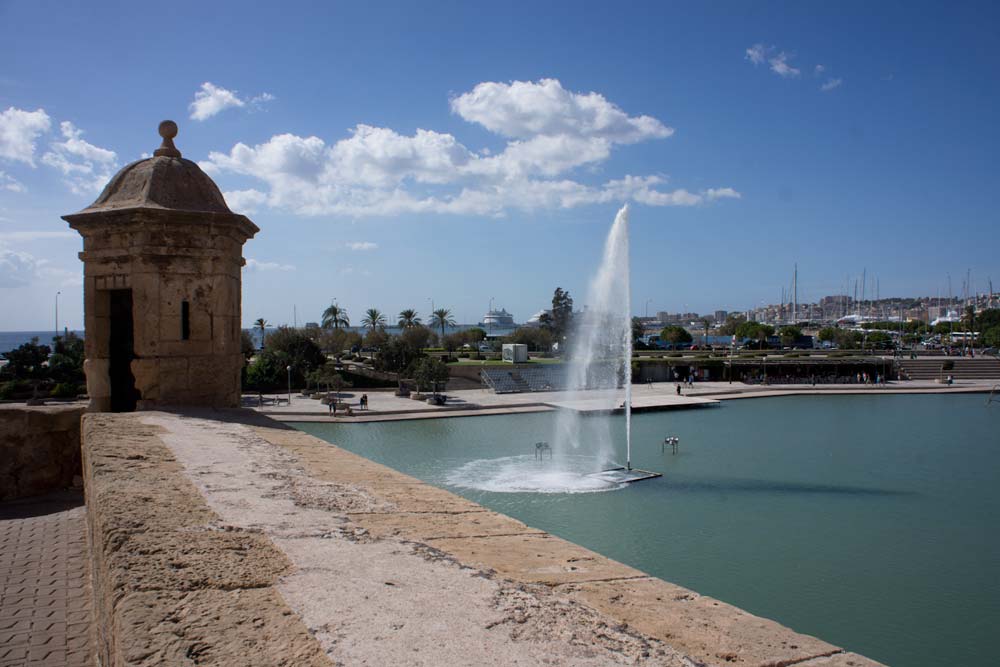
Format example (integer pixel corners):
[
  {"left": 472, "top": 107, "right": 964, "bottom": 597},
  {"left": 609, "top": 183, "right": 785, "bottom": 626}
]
[{"left": 108, "top": 289, "right": 138, "bottom": 412}]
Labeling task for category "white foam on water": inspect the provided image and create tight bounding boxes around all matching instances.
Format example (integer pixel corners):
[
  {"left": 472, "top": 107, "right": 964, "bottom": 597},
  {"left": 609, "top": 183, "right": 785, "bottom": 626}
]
[{"left": 446, "top": 455, "right": 627, "bottom": 494}]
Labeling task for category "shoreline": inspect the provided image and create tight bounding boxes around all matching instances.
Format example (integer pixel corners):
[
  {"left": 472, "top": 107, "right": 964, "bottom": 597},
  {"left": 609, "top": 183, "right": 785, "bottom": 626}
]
[{"left": 254, "top": 379, "right": 997, "bottom": 424}]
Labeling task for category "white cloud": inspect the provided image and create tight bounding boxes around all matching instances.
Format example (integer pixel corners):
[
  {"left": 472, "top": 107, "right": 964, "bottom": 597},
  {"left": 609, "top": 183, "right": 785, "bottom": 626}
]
[
  {"left": 347, "top": 241, "right": 377, "bottom": 251},
  {"left": 189, "top": 82, "right": 275, "bottom": 121},
  {"left": 0, "top": 170, "right": 25, "bottom": 193},
  {"left": 814, "top": 64, "right": 826, "bottom": 75},
  {"left": 0, "top": 231, "right": 77, "bottom": 241},
  {"left": 37, "top": 263, "right": 82, "bottom": 287},
  {"left": 745, "top": 44, "right": 801, "bottom": 78},
  {"left": 769, "top": 52, "right": 801, "bottom": 78},
  {"left": 0, "top": 241, "right": 80, "bottom": 288},
  {"left": 820, "top": 78, "right": 843, "bottom": 92},
  {"left": 190, "top": 82, "right": 244, "bottom": 120},
  {"left": 704, "top": 187, "right": 741, "bottom": 201},
  {"left": 450, "top": 79, "right": 672, "bottom": 143},
  {"left": 250, "top": 92, "right": 276, "bottom": 108},
  {"left": 0, "top": 107, "right": 51, "bottom": 165},
  {"left": 0, "top": 242, "right": 37, "bottom": 287},
  {"left": 745, "top": 44, "right": 768, "bottom": 66},
  {"left": 201, "top": 79, "right": 735, "bottom": 218},
  {"left": 224, "top": 188, "right": 268, "bottom": 213},
  {"left": 41, "top": 121, "right": 118, "bottom": 195},
  {"left": 244, "top": 258, "right": 295, "bottom": 272}
]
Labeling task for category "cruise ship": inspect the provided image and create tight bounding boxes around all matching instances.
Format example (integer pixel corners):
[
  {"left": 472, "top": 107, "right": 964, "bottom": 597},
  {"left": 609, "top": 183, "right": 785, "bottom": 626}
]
[{"left": 480, "top": 308, "right": 516, "bottom": 328}]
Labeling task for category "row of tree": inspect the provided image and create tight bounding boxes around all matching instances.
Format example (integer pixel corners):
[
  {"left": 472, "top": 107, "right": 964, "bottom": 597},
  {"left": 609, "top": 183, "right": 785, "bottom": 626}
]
[
  {"left": 317, "top": 304, "right": 458, "bottom": 339},
  {"left": 0, "top": 333, "right": 86, "bottom": 399}
]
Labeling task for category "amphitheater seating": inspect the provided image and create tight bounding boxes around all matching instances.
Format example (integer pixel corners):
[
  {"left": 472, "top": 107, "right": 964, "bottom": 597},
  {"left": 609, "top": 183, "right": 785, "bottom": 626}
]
[
  {"left": 897, "top": 356, "right": 1000, "bottom": 381},
  {"left": 481, "top": 366, "right": 568, "bottom": 393}
]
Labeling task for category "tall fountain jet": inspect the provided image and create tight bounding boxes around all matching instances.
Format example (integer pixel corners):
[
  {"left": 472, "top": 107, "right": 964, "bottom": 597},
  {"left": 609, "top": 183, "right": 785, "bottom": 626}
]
[
  {"left": 451, "top": 204, "right": 654, "bottom": 494},
  {"left": 553, "top": 204, "right": 633, "bottom": 469}
]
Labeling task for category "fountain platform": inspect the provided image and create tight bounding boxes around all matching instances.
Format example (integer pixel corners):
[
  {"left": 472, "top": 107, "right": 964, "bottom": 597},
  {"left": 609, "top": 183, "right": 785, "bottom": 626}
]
[
  {"left": 545, "top": 393, "right": 720, "bottom": 414},
  {"left": 588, "top": 467, "right": 663, "bottom": 484}
]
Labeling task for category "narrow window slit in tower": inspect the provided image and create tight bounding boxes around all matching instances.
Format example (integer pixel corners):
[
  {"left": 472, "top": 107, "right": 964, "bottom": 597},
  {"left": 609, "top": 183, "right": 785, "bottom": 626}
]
[{"left": 181, "top": 301, "right": 190, "bottom": 340}]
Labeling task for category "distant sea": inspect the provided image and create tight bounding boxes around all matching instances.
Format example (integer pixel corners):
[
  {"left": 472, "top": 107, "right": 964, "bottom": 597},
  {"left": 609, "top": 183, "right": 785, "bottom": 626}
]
[{"left": 0, "top": 330, "right": 85, "bottom": 354}]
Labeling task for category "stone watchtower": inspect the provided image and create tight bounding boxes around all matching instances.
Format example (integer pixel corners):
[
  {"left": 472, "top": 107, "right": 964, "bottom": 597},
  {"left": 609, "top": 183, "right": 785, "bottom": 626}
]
[{"left": 63, "top": 121, "right": 259, "bottom": 412}]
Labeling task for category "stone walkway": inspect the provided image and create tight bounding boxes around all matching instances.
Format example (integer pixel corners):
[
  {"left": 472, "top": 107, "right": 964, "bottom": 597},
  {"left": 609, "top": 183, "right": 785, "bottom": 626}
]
[{"left": 0, "top": 491, "right": 92, "bottom": 667}]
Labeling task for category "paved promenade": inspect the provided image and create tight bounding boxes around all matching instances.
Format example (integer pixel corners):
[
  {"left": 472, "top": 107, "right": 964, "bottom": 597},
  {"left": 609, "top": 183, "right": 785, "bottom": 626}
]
[
  {"left": 251, "top": 378, "right": 997, "bottom": 424},
  {"left": 0, "top": 491, "right": 92, "bottom": 667}
]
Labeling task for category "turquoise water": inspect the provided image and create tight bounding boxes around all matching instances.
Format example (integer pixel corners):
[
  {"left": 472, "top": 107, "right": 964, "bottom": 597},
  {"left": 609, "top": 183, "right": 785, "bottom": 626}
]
[{"left": 296, "top": 394, "right": 1000, "bottom": 667}]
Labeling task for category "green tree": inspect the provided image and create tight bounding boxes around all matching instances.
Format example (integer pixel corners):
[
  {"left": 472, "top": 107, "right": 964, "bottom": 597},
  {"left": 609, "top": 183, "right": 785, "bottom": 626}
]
[
  {"left": 361, "top": 308, "right": 387, "bottom": 331},
  {"left": 977, "top": 309, "right": 1000, "bottom": 333},
  {"left": 464, "top": 327, "right": 486, "bottom": 342},
  {"left": 240, "top": 331, "right": 256, "bottom": 361},
  {"left": 659, "top": 325, "right": 692, "bottom": 345},
  {"left": 244, "top": 326, "right": 326, "bottom": 391},
  {"left": 778, "top": 326, "right": 803, "bottom": 347},
  {"left": 0, "top": 338, "right": 51, "bottom": 380},
  {"left": 961, "top": 306, "right": 976, "bottom": 347},
  {"left": 983, "top": 326, "right": 1000, "bottom": 348},
  {"left": 866, "top": 331, "right": 893, "bottom": 349},
  {"left": 319, "top": 328, "right": 363, "bottom": 355},
  {"left": 717, "top": 314, "right": 746, "bottom": 336},
  {"left": 397, "top": 308, "right": 421, "bottom": 328},
  {"left": 254, "top": 318, "right": 268, "bottom": 349},
  {"left": 835, "top": 329, "right": 863, "bottom": 349},
  {"left": 509, "top": 327, "right": 554, "bottom": 352},
  {"left": 363, "top": 327, "right": 390, "bottom": 352},
  {"left": 817, "top": 327, "right": 838, "bottom": 344},
  {"left": 429, "top": 308, "right": 456, "bottom": 340},
  {"left": 551, "top": 288, "right": 574, "bottom": 340},
  {"left": 735, "top": 321, "right": 774, "bottom": 342},
  {"left": 48, "top": 333, "right": 85, "bottom": 385},
  {"left": 413, "top": 357, "right": 450, "bottom": 394},
  {"left": 400, "top": 325, "right": 433, "bottom": 352},
  {"left": 321, "top": 303, "right": 350, "bottom": 329},
  {"left": 631, "top": 317, "right": 645, "bottom": 344},
  {"left": 307, "top": 362, "right": 352, "bottom": 397},
  {"left": 701, "top": 318, "right": 711, "bottom": 347}
]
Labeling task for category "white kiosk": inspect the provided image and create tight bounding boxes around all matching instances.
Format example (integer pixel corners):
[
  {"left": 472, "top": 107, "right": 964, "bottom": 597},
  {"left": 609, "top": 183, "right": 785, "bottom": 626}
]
[{"left": 501, "top": 344, "right": 528, "bottom": 363}]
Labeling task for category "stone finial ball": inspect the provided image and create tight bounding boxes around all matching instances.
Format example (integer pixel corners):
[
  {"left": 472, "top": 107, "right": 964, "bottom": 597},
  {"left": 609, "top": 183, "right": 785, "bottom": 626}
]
[{"left": 158, "top": 120, "right": 178, "bottom": 140}]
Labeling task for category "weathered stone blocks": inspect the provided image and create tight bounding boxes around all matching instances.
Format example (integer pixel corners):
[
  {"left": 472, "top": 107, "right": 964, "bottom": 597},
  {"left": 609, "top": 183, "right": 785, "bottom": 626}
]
[{"left": 0, "top": 404, "right": 85, "bottom": 500}]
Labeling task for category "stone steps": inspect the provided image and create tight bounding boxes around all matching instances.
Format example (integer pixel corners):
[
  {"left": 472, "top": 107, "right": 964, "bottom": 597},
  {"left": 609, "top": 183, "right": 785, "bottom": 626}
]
[{"left": 898, "top": 358, "right": 1000, "bottom": 380}]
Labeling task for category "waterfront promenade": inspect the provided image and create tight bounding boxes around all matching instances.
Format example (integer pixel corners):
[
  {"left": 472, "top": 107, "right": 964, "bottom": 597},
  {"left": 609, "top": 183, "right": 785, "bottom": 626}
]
[{"left": 251, "top": 378, "right": 997, "bottom": 423}]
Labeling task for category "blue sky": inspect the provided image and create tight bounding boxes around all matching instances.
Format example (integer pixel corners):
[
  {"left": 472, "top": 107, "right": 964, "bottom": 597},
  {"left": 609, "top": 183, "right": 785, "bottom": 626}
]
[{"left": 1, "top": 0, "right": 997, "bottom": 330}]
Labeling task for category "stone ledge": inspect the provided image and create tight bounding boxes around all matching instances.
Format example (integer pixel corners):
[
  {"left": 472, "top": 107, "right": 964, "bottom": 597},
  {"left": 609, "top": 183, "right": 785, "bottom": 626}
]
[
  {"left": 252, "top": 416, "right": 887, "bottom": 667},
  {"left": 81, "top": 409, "right": 886, "bottom": 666},
  {"left": 81, "top": 413, "right": 331, "bottom": 666},
  {"left": 0, "top": 403, "right": 86, "bottom": 501}
]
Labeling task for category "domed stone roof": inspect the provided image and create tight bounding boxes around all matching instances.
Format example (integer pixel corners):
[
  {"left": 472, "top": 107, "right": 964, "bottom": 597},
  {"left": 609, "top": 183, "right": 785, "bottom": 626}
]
[
  {"left": 79, "top": 155, "right": 233, "bottom": 214},
  {"left": 73, "top": 120, "right": 233, "bottom": 215}
]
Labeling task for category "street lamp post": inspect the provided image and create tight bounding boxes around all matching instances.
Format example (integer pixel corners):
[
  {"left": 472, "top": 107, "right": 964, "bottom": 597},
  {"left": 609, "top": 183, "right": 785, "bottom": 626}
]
[
  {"left": 286, "top": 365, "right": 292, "bottom": 405},
  {"left": 645, "top": 299, "right": 652, "bottom": 318},
  {"left": 55, "top": 291, "right": 61, "bottom": 338}
]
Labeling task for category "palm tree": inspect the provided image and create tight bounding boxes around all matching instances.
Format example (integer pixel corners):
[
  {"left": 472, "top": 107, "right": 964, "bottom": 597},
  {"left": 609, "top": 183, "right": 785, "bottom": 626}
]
[
  {"left": 254, "top": 318, "right": 268, "bottom": 350},
  {"left": 322, "top": 303, "right": 350, "bottom": 329},
  {"left": 398, "top": 309, "right": 421, "bottom": 329},
  {"left": 430, "top": 308, "right": 456, "bottom": 340},
  {"left": 701, "top": 318, "right": 712, "bottom": 348},
  {"left": 361, "top": 308, "right": 387, "bottom": 332}
]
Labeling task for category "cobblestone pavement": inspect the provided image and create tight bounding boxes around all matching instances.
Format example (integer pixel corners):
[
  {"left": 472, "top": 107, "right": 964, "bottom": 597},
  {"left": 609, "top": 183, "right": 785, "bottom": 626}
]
[{"left": 0, "top": 491, "right": 92, "bottom": 667}]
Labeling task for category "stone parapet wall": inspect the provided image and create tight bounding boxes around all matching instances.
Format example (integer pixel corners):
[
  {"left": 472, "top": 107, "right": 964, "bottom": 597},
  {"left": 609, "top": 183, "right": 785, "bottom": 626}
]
[
  {"left": 81, "top": 413, "right": 331, "bottom": 666},
  {"left": 0, "top": 403, "right": 86, "bottom": 501},
  {"left": 79, "top": 409, "right": 885, "bottom": 666}
]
